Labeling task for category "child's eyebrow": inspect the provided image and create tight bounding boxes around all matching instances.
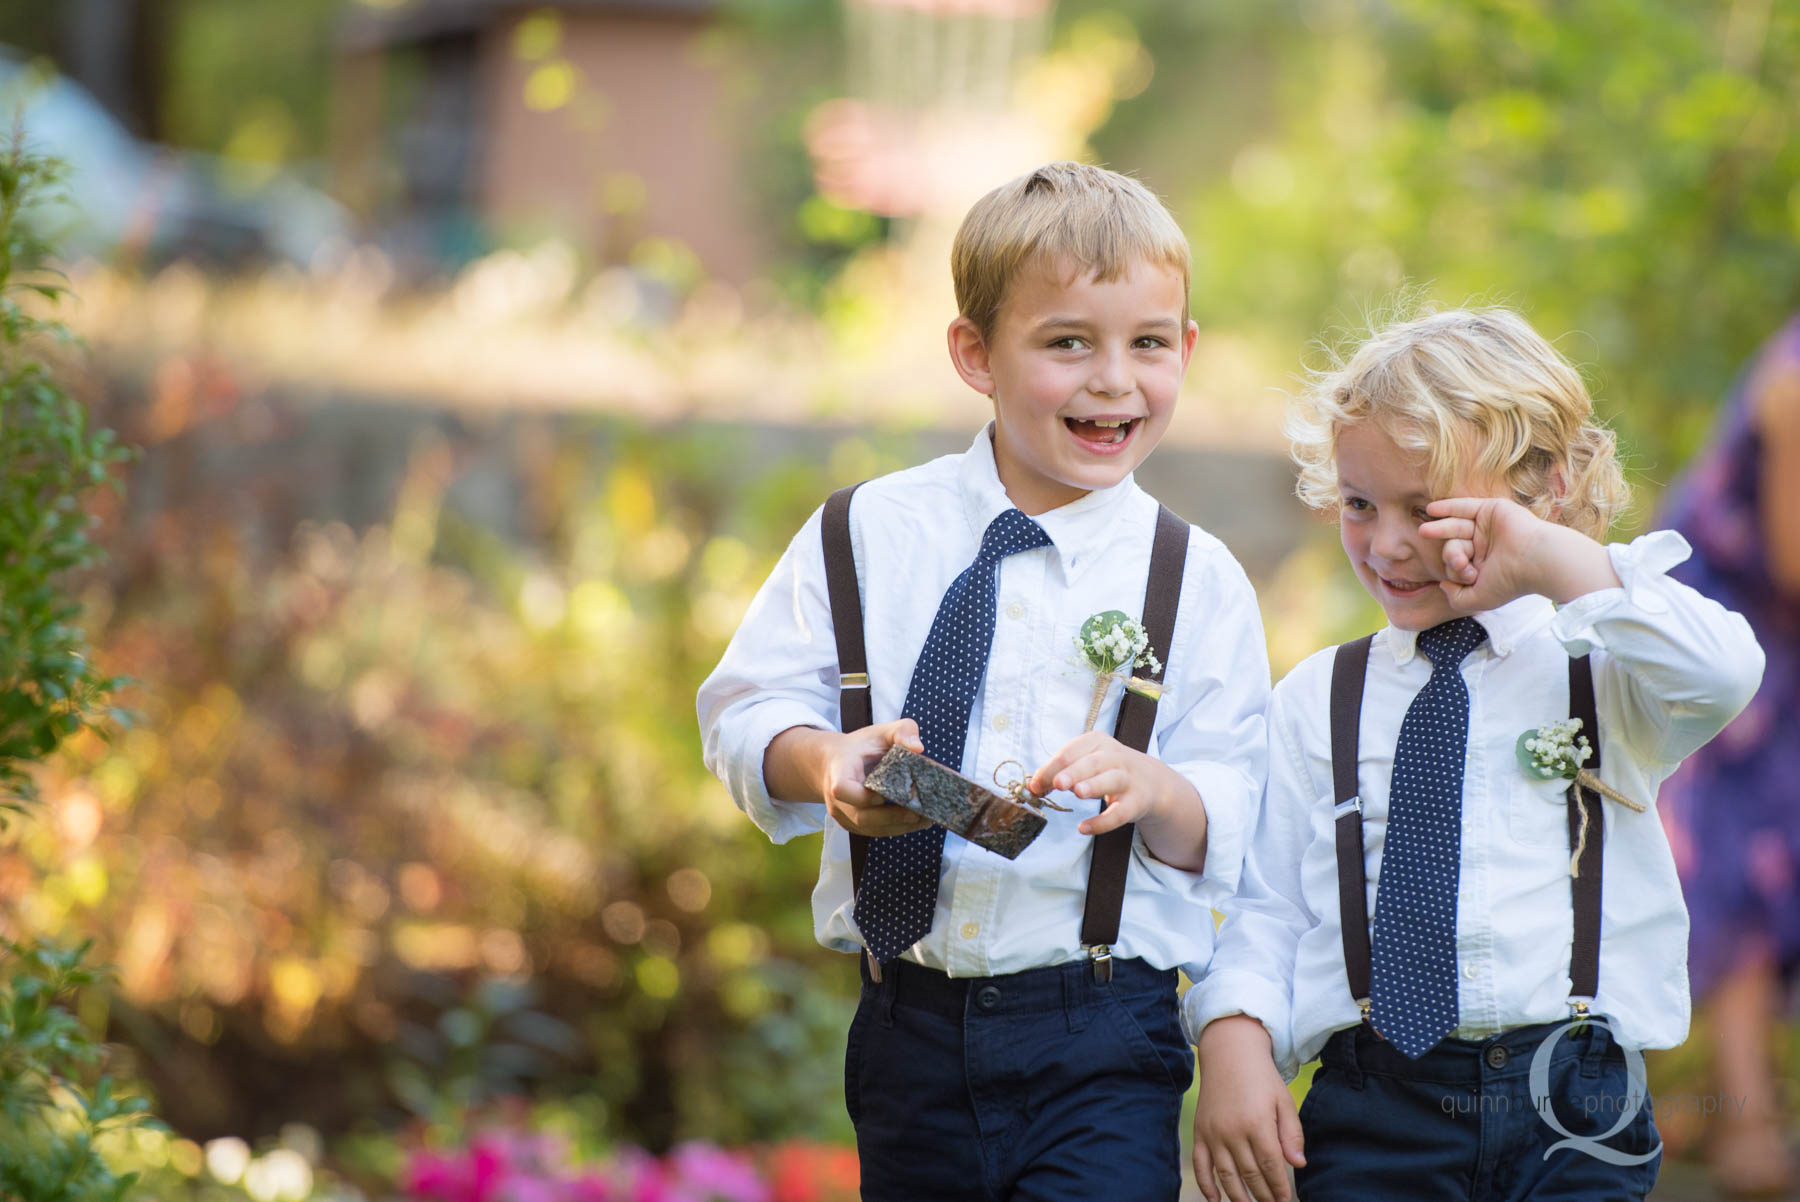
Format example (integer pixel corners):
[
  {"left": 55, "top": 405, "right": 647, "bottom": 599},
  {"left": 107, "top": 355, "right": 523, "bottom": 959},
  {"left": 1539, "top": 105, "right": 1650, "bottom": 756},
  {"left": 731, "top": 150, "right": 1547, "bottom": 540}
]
[
  {"left": 1338, "top": 476, "right": 1434, "bottom": 504},
  {"left": 1032, "top": 316, "right": 1183, "bottom": 333}
]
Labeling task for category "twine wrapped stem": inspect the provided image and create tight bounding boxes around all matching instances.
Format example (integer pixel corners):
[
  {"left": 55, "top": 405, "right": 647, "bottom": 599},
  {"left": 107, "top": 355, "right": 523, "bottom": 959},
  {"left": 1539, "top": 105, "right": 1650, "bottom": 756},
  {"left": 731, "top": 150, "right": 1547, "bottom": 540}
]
[
  {"left": 1083, "top": 673, "right": 1114, "bottom": 733},
  {"left": 1568, "top": 768, "right": 1647, "bottom": 879}
]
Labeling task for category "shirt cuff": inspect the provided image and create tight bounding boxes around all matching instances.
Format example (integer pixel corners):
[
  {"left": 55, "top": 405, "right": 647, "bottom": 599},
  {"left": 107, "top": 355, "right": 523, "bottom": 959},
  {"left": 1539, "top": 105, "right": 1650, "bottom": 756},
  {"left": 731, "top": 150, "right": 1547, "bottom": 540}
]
[
  {"left": 1125, "top": 759, "right": 1250, "bottom": 904},
  {"left": 728, "top": 699, "right": 832, "bottom": 844},
  {"left": 1551, "top": 530, "right": 1693, "bottom": 655},
  {"left": 1181, "top": 968, "right": 1297, "bottom": 1078},
  {"left": 1192, "top": 759, "right": 1254, "bottom": 897}
]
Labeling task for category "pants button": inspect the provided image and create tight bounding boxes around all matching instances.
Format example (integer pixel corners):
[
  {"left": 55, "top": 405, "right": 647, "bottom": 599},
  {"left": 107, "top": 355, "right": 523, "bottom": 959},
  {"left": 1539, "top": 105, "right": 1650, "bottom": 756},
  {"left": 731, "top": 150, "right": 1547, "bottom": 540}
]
[
  {"left": 1485, "top": 1044, "right": 1510, "bottom": 1070},
  {"left": 976, "top": 985, "right": 1002, "bottom": 1010}
]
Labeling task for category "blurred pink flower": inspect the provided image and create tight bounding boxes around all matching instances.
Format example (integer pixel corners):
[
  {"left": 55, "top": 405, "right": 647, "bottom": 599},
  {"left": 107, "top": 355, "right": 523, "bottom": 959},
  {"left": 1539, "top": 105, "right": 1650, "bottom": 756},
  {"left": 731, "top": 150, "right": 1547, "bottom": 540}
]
[
  {"left": 667, "top": 1143, "right": 769, "bottom": 1202},
  {"left": 567, "top": 1173, "right": 617, "bottom": 1202},
  {"left": 401, "top": 1126, "right": 831, "bottom": 1202},
  {"left": 404, "top": 1140, "right": 506, "bottom": 1202}
]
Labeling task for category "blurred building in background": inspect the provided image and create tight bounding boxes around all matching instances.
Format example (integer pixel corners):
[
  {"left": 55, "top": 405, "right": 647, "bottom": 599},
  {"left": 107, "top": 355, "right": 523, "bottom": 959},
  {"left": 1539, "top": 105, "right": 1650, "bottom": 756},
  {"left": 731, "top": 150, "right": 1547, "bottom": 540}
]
[{"left": 333, "top": 0, "right": 766, "bottom": 281}]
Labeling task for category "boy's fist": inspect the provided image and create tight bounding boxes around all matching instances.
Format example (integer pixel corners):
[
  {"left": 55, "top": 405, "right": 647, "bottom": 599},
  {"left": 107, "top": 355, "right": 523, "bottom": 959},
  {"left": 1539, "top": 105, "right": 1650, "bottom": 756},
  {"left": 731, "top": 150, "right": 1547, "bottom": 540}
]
[
  {"left": 1422, "top": 496, "right": 1619, "bottom": 609},
  {"left": 818, "top": 719, "right": 933, "bottom": 837}
]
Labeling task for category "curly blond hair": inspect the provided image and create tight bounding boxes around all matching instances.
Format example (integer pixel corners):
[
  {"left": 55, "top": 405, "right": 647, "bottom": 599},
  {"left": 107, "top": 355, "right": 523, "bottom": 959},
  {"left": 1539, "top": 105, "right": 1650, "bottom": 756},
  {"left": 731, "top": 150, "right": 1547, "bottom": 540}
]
[{"left": 1289, "top": 306, "right": 1630, "bottom": 539}]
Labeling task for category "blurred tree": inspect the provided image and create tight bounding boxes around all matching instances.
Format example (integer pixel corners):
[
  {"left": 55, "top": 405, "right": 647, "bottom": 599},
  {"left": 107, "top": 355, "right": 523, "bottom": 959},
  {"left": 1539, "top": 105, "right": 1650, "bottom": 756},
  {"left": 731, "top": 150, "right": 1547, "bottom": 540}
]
[
  {"left": 0, "top": 140, "right": 155, "bottom": 1202},
  {"left": 14, "top": 405, "right": 918, "bottom": 1151},
  {"left": 59, "top": 0, "right": 173, "bottom": 140},
  {"left": 1082, "top": 0, "right": 1800, "bottom": 485},
  {"left": 161, "top": 0, "right": 343, "bottom": 171},
  {"left": 0, "top": 3, "right": 57, "bottom": 60}
]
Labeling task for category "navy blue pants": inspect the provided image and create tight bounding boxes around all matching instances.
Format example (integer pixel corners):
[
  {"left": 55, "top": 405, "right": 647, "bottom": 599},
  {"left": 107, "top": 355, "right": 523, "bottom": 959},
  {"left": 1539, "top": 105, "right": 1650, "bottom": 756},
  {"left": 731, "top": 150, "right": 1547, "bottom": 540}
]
[
  {"left": 846, "top": 955, "right": 1190, "bottom": 1201},
  {"left": 1296, "top": 1019, "right": 1662, "bottom": 1201}
]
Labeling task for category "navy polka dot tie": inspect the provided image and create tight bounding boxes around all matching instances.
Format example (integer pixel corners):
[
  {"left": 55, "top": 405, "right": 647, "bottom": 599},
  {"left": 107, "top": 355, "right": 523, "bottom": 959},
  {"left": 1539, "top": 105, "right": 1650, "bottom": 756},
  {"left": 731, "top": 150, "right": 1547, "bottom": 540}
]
[
  {"left": 854, "top": 507, "right": 1051, "bottom": 963},
  {"left": 1369, "top": 616, "right": 1487, "bottom": 1058}
]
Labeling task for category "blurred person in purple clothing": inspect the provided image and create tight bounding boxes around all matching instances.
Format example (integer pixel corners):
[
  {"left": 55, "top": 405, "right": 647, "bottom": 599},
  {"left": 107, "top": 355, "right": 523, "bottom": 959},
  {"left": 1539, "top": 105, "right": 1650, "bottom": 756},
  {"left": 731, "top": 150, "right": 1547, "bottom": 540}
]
[{"left": 1660, "top": 315, "right": 1800, "bottom": 1198}]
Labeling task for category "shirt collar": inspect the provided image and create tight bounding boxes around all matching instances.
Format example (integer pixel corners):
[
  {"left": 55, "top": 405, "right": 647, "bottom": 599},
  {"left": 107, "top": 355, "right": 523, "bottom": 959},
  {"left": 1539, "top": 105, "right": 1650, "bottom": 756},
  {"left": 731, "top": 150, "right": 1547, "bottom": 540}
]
[
  {"left": 958, "top": 422, "right": 1141, "bottom": 571},
  {"left": 1380, "top": 592, "right": 1557, "bottom": 665}
]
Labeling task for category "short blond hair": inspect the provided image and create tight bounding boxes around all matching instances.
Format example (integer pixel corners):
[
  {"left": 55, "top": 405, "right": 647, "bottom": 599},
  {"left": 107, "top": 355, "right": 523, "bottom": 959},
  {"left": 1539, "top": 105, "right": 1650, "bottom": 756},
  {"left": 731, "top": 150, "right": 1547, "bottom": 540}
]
[
  {"left": 1290, "top": 306, "right": 1630, "bottom": 539},
  {"left": 951, "top": 162, "right": 1190, "bottom": 338}
]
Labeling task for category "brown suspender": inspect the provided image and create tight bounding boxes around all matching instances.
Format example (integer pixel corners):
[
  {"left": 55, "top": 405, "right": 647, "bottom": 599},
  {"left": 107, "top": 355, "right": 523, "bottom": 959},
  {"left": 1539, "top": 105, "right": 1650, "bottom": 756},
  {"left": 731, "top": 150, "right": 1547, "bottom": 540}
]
[
  {"left": 823, "top": 484, "right": 874, "bottom": 889},
  {"left": 821, "top": 483, "right": 1189, "bottom": 979},
  {"left": 1566, "top": 655, "right": 1604, "bottom": 1005},
  {"left": 1329, "top": 634, "right": 1376, "bottom": 1015},
  {"left": 1080, "top": 504, "right": 1188, "bottom": 976},
  {"left": 1329, "top": 638, "right": 1604, "bottom": 1024}
]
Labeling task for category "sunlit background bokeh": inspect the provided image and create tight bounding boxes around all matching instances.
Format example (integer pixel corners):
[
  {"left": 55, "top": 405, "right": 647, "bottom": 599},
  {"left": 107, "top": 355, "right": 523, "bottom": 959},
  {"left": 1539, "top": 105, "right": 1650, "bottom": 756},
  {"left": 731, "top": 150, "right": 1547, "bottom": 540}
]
[{"left": 0, "top": 1, "right": 1795, "bottom": 1199}]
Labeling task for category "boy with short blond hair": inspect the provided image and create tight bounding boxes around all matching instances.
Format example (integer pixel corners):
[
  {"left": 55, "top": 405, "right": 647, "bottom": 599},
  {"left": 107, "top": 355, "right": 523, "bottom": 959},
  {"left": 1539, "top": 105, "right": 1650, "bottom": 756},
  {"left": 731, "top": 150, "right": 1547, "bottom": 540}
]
[{"left": 698, "top": 161, "right": 1271, "bottom": 1200}]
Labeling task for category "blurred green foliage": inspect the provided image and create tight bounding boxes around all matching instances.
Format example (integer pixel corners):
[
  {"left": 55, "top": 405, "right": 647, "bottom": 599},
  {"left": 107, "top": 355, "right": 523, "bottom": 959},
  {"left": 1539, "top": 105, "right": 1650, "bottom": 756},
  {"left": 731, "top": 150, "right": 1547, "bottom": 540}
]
[
  {"left": 1086, "top": 0, "right": 1800, "bottom": 481},
  {"left": 0, "top": 143, "right": 158, "bottom": 1202},
  {"left": 13, "top": 405, "right": 922, "bottom": 1152},
  {"left": 5, "top": 0, "right": 1792, "bottom": 1173},
  {"left": 0, "top": 145, "right": 129, "bottom": 807},
  {"left": 0, "top": 940, "right": 157, "bottom": 1202},
  {"left": 161, "top": 0, "right": 343, "bottom": 172}
]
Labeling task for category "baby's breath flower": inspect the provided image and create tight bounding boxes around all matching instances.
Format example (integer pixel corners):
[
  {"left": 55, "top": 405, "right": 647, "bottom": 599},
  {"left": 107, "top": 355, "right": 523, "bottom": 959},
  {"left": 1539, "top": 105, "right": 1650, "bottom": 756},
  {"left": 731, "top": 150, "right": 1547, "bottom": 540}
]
[
  {"left": 1074, "top": 610, "right": 1163, "bottom": 732},
  {"left": 1516, "top": 718, "right": 1593, "bottom": 781}
]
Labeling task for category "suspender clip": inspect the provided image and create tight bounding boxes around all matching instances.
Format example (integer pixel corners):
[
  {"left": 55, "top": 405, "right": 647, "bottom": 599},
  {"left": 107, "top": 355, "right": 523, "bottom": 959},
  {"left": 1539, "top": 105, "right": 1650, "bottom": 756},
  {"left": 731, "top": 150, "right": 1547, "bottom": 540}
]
[
  {"left": 841, "top": 672, "right": 869, "bottom": 689},
  {"left": 1333, "top": 796, "right": 1363, "bottom": 820},
  {"left": 1567, "top": 995, "right": 1592, "bottom": 1030},
  {"left": 865, "top": 949, "right": 883, "bottom": 982},
  {"left": 1357, "top": 998, "right": 1373, "bottom": 1024},
  {"left": 1086, "top": 944, "right": 1113, "bottom": 983}
]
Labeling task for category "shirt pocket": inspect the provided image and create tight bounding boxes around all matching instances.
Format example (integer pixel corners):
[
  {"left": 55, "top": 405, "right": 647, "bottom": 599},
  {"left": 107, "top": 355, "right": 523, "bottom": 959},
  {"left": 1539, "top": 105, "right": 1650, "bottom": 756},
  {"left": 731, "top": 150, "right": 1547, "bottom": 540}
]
[{"left": 1508, "top": 774, "right": 1575, "bottom": 849}]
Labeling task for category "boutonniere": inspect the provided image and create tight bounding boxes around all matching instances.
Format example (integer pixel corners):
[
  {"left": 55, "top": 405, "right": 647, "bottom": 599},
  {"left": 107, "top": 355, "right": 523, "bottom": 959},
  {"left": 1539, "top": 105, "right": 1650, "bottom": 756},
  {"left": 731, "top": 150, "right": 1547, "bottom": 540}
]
[
  {"left": 1516, "top": 718, "right": 1646, "bottom": 877},
  {"left": 1073, "top": 610, "right": 1163, "bottom": 732}
]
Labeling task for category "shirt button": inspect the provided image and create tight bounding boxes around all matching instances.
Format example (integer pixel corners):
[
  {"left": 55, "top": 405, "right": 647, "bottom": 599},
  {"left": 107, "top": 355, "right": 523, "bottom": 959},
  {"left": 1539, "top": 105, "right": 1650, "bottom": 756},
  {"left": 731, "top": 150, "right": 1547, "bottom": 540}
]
[
  {"left": 992, "top": 714, "right": 1010, "bottom": 732},
  {"left": 1485, "top": 1045, "right": 1510, "bottom": 1070},
  {"left": 976, "top": 985, "right": 1002, "bottom": 1010},
  {"left": 1462, "top": 963, "right": 1479, "bottom": 980},
  {"left": 960, "top": 922, "right": 980, "bottom": 939},
  {"left": 1006, "top": 602, "right": 1025, "bottom": 619}
]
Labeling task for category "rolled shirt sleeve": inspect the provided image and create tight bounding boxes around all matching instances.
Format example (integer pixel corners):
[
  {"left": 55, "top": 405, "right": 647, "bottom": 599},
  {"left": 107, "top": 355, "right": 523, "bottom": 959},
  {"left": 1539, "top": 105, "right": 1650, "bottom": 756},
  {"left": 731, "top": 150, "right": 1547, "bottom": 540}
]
[
  {"left": 697, "top": 505, "right": 841, "bottom": 844},
  {"left": 1182, "top": 670, "right": 1323, "bottom": 1079},
  {"left": 1551, "top": 530, "right": 1766, "bottom": 766},
  {"left": 1139, "top": 540, "right": 1270, "bottom": 905}
]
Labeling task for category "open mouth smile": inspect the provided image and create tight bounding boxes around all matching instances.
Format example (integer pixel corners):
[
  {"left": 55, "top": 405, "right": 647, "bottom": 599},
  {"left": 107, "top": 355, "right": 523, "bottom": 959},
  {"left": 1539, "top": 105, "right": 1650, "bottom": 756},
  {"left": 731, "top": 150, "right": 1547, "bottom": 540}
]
[{"left": 1063, "top": 416, "right": 1141, "bottom": 452}]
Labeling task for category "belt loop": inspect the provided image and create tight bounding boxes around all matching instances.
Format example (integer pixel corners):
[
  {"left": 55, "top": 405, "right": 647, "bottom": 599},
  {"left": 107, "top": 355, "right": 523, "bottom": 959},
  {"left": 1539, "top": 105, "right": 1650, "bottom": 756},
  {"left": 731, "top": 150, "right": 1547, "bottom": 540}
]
[
  {"left": 1341, "top": 1029, "right": 1366, "bottom": 1090},
  {"left": 1579, "top": 1016, "right": 1607, "bottom": 1079},
  {"left": 1063, "top": 963, "right": 1089, "bottom": 1034},
  {"left": 876, "top": 961, "right": 898, "bottom": 1028}
]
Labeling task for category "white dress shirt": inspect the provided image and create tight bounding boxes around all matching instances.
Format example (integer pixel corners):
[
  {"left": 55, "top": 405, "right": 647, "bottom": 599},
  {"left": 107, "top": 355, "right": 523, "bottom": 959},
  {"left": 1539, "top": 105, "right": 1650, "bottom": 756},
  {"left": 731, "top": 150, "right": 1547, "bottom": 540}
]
[
  {"left": 1184, "top": 532, "right": 1764, "bottom": 1077},
  {"left": 697, "top": 423, "right": 1271, "bottom": 979}
]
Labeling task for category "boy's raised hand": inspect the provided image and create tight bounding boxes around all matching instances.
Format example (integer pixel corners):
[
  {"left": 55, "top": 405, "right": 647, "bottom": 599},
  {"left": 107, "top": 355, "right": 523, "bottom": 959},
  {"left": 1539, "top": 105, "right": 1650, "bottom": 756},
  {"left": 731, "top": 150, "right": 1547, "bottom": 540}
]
[
  {"left": 1422, "top": 496, "right": 1618, "bottom": 610},
  {"left": 1027, "top": 731, "right": 1208, "bottom": 870},
  {"left": 1193, "top": 1016, "right": 1305, "bottom": 1202}
]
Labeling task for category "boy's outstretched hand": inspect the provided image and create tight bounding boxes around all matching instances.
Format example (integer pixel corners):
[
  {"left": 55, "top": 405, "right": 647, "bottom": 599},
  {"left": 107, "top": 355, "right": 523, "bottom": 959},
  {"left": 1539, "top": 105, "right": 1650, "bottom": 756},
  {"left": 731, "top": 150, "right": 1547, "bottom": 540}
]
[
  {"left": 1028, "top": 732, "right": 1208, "bottom": 871},
  {"left": 765, "top": 720, "right": 933, "bottom": 837},
  {"left": 1193, "top": 1016, "right": 1305, "bottom": 1202},
  {"left": 1422, "top": 496, "right": 1620, "bottom": 611}
]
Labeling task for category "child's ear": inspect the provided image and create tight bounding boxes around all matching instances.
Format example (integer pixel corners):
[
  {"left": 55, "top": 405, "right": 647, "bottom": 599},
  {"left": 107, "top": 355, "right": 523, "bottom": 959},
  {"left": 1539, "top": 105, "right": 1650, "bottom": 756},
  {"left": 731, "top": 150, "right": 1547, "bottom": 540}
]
[
  {"left": 1180, "top": 318, "right": 1200, "bottom": 372},
  {"left": 947, "top": 316, "right": 996, "bottom": 397},
  {"left": 1548, "top": 464, "right": 1569, "bottom": 519}
]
